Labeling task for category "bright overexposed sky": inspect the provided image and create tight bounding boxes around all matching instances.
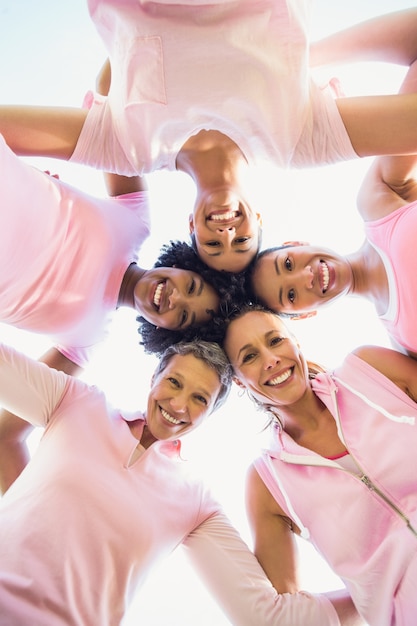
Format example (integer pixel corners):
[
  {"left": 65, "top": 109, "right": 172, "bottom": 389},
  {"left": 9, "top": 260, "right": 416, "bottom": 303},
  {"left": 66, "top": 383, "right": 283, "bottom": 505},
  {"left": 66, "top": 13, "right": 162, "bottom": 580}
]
[{"left": 0, "top": 1, "right": 416, "bottom": 624}]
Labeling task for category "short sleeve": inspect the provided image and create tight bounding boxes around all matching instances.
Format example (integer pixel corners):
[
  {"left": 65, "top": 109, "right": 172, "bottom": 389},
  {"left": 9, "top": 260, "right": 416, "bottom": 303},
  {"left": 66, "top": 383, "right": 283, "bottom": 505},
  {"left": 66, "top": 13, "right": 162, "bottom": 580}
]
[{"left": 0, "top": 343, "right": 68, "bottom": 427}]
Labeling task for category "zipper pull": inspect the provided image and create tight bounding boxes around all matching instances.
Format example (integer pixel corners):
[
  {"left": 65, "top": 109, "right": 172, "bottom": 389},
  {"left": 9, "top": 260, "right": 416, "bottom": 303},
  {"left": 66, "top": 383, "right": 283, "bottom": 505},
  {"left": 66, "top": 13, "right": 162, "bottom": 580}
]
[{"left": 360, "top": 474, "right": 374, "bottom": 490}]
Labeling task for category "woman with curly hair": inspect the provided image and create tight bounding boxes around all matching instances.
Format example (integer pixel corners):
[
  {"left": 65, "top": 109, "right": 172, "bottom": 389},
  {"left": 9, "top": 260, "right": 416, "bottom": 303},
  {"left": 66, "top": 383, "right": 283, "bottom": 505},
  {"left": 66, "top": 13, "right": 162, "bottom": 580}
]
[
  {"left": 0, "top": 137, "right": 231, "bottom": 494},
  {"left": 138, "top": 240, "right": 248, "bottom": 355}
]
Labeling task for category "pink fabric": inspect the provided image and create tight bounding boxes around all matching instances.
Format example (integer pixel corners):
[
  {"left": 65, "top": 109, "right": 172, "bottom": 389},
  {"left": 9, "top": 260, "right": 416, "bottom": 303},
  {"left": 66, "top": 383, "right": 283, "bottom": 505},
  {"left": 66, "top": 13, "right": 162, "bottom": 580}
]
[
  {"left": 255, "top": 352, "right": 417, "bottom": 626},
  {"left": 70, "top": 0, "right": 357, "bottom": 176},
  {"left": 0, "top": 343, "right": 340, "bottom": 626},
  {"left": 364, "top": 200, "right": 417, "bottom": 354},
  {"left": 0, "top": 134, "right": 151, "bottom": 366}
]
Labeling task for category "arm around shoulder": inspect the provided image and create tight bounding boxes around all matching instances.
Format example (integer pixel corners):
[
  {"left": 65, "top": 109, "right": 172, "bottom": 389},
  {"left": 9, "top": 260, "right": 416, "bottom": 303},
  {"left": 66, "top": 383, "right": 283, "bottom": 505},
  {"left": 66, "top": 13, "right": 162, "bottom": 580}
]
[
  {"left": 183, "top": 508, "right": 344, "bottom": 625},
  {"left": 245, "top": 464, "right": 364, "bottom": 625}
]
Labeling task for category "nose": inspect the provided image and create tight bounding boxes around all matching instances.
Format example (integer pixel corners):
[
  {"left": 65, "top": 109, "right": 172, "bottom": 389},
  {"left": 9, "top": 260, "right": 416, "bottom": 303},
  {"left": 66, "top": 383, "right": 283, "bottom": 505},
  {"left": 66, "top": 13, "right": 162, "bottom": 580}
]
[
  {"left": 215, "top": 226, "right": 235, "bottom": 238},
  {"left": 302, "top": 265, "right": 314, "bottom": 289},
  {"left": 168, "top": 287, "right": 181, "bottom": 309},
  {"left": 169, "top": 393, "right": 188, "bottom": 414},
  {"left": 263, "top": 349, "right": 280, "bottom": 370}
]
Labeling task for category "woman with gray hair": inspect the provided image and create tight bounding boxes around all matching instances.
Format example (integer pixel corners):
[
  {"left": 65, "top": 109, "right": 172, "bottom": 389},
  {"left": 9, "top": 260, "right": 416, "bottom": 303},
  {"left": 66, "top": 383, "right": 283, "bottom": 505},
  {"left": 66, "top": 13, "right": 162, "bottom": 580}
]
[{"left": 0, "top": 338, "right": 360, "bottom": 625}]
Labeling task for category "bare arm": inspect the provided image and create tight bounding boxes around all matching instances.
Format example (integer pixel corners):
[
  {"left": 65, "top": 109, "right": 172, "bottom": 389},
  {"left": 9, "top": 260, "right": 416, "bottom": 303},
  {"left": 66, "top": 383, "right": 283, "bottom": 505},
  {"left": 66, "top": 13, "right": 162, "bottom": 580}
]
[
  {"left": 353, "top": 345, "right": 417, "bottom": 401},
  {"left": 246, "top": 465, "right": 363, "bottom": 625},
  {"left": 0, "top": 347, "right": 81, "bottom": 494},
  {"left": 0, "top": 105, "right": 87, "bottom": 159},
  {"left": 95, "top": 58, "right": 111, "bottom": 98},
  {"left": 310, "top": 9, "right": 417, "bottom": 159},
  {"left": 245, "top": 463, "right": 301, "bottom": 592},
  {"left": 334, "top": 91, "right": 417, "bottom": 159},
  {"left": 103, "top": 172, "right": 147, "bottom": 196},
  {"left": 310, "top": 9, "right": 417, "bottom": 68},
  {"left": 93, "top": 58, "right": 147, "bottom": 196},
  {"left": 356, "top": 49, "right": 417, "bottom": 220},
  {"left": 356, "top": 153, "right": 417, "bottom": 221}
]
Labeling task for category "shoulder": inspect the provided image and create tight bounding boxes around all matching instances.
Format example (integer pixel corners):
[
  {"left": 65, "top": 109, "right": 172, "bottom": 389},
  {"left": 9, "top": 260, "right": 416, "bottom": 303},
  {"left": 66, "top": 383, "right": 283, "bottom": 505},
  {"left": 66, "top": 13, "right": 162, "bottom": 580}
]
[
  {"left": 352, "top": 345, "right": 417, "bottom": 401},
  {"left": 352, "top": 344, "right": 405, "bottom": 369},
  {"left": 246, "top": 463, "right": 285, "bottom": 516},
  {"left": 357, "top": 156, "right": 417, "bottom": 221}
]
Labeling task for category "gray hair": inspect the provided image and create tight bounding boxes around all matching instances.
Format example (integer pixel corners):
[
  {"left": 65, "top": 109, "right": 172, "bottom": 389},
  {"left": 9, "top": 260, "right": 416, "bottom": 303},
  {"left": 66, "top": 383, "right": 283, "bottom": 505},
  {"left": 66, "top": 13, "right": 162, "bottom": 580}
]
[{"left": 154, "top": 340, "right": 232, "bottom": 412}]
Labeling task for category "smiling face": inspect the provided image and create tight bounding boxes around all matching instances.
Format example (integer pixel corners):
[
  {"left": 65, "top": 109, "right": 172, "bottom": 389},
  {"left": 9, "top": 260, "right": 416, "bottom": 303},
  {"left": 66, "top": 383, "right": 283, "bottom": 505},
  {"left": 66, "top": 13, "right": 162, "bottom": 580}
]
[
  {"left": 190, "top": 188, "right": 262, "bottom": 273},
  {"left": 251, "top": 245, "right": 353, "bottom": 315},
  {"left": 146, "top": 353, "right": 221, "bottom": 441},
  {"left": 134, "top": 267, "right": 219, "bottom": 330},
  {"left": 224, "top": 310, "right": 309, "bottom": 408}
]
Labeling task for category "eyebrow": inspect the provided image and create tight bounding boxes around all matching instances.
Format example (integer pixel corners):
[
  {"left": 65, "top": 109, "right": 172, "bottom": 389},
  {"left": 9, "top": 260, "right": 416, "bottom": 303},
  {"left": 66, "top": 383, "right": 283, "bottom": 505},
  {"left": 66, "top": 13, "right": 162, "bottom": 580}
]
[
  {"left": 203, "top": 247, "right": 252, "bottom": 258},
  {"left": 237, "top": 341, "right": 253, "bottom": 360},
  {"left": 178, "top": 277, "right": 203, "bottom": 329},
  {"left": 188, "top": 277, "right": 204, "bottom": 327},
  {"left": 236, "top": 330, "right": 279, "bottom": 360},
  {"left": 177, "top": 311, "right": 195, "bottom": 330},
  {"left": 172, "top": 370, "right": 213, "bottom": 400},
  {"left": 274, "top": 255, "right": 284, "bottom": 308}
]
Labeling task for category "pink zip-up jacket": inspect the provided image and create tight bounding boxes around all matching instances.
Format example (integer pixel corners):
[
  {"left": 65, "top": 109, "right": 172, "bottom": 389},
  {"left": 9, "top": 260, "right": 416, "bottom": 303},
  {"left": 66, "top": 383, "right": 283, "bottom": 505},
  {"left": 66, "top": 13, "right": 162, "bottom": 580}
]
[{"left": 255, "top": 352, "right": 417, "bottom": 626}]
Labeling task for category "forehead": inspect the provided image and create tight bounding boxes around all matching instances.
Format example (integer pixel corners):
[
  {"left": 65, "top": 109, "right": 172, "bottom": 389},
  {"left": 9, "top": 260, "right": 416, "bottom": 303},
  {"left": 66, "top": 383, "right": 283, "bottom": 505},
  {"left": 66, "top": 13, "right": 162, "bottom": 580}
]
[
  {"left": 225, "top": 311, "right": 287, "bottom": 350},
  {"left": 231, "top": 310, "right": 286, "bottom": 331},
  {"left": 156, "top": 267, "right": 194, "bottom": 279},
  {"left": 196, "top": 244, "right": 258, "bottom": 273},
  {"left": 259, "top": 247, "right": 295, "bottom": 265},
  {"left": 253, "top": 247, "right": 308, "bottom": 285},
  {"left": 159, "top": 353, "right": 221, "bottom": 392}
]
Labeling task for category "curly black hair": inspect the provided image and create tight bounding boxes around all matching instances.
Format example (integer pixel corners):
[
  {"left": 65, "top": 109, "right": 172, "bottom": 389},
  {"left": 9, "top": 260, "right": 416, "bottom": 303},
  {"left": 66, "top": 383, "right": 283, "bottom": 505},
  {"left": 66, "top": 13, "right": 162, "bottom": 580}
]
[{"left": 138, "top": 240, "right": 251, "bottom": 355}]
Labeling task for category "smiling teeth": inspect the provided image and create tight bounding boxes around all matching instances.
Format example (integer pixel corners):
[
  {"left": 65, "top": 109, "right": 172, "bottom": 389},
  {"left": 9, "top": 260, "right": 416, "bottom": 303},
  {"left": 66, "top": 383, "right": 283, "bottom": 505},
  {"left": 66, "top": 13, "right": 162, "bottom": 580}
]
[
  {"left": 160, "top": 408, "right": 182, "bottom": 425},
  {"left": 153, "top": 282, "right": 164, "bottom": 307},
  {"left": 320, "top": 261, "right": 329, "bottom": 293},
  {"left": 210, "top": 211, "right": 238, "bottom": 221},
  {"left": 268, "top": 369, "right": 292, "bottom": 386}
]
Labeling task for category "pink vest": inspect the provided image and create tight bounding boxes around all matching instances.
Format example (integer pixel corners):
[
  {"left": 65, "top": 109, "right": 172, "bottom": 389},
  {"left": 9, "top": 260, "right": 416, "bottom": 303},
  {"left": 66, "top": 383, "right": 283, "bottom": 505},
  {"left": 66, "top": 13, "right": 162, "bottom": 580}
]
[{"left": 255, "top": 353, "right": 417, "bottom": 626}]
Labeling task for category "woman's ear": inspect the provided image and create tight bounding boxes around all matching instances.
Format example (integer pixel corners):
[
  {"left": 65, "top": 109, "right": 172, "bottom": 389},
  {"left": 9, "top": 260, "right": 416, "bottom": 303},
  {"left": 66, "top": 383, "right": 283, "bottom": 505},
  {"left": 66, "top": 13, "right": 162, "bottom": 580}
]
[
  {"left": 233, "top": 376, "right": 246, "bottom": 389},
  {"left": 188, "top": 214, "right": 195, "bottom": 234},
  {"left": 290, "top": 310, "right": 317, "bottom": 321},
  {"left": 281, "top": 240, "right": 309, "bottom": 247}
]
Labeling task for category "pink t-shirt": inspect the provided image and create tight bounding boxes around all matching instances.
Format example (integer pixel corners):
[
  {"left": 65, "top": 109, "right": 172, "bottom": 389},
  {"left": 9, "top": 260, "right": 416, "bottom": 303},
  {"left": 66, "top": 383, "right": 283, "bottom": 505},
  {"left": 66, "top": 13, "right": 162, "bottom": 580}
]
[
  {"left": 364, "top": 200, "right": 417, "bottom": 355},
  {"left": 0, "top": 343, "right": 339, "bottom": 626},
  {"left": 70, "top": 0, "right": 357, "bottom": 176},
  {"left": 0, "top": 134, "right": 151, "bottom": 366}
]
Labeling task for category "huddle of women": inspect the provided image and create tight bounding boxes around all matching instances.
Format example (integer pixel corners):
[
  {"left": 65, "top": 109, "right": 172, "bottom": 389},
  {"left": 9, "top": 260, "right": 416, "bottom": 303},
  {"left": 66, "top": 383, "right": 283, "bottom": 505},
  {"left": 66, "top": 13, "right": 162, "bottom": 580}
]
[{"left": 1, "top": 3, "right": 417, "bottom": 625}]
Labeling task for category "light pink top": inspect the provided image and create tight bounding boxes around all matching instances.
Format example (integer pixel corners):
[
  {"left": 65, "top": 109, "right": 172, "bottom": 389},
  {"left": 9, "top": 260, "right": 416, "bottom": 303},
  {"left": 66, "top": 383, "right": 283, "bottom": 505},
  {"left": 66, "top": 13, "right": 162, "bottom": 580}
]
[
  {"left": 0, "top": 343, "right": 339, "bottom": 626},
  {"left": 364, "top": 200, "right": 417, "bottom": 355},
  {"left": 0, "top": 134, "right": 151, "bottom": 366},
  {"left": 70, "top": 0, "right": 357, "bottom": 175},
  {"left": 255, "top": 353, "right": 417, "bottom": 626}
]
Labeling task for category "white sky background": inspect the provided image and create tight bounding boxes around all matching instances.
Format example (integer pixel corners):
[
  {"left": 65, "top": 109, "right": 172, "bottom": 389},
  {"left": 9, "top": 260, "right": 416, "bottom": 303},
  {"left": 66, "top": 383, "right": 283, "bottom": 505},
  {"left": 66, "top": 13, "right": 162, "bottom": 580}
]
[{"left": 0, "top": 1, "right": 415, "bottom": 624}]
